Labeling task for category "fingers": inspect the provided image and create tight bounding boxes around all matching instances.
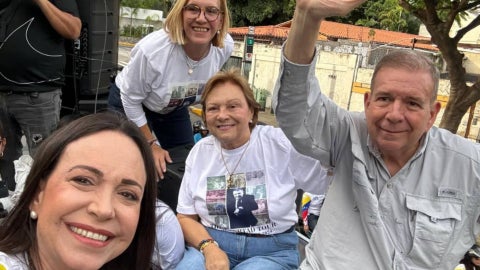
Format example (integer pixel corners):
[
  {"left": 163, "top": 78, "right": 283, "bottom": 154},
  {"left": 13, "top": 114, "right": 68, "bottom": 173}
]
[
  {"left": 164, "top": 149, "right": 172, "bottom": 163},
  {"left": 296, "top": 0, "right": 366, "bottom": 19},
  {"left": 152, "top": 146, "right": 172, "bottom": 180}
]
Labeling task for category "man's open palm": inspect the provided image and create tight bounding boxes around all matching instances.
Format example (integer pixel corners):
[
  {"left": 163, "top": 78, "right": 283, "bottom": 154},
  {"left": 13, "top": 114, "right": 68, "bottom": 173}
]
[{"left": 296, "top": 0, "right": 367, "bottom": 19}]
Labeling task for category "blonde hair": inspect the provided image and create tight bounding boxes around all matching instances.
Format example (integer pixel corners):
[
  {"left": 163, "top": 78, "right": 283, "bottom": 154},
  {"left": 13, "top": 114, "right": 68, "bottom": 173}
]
[{"left": 164, "top": 0, "right": 230, "bottom": 48}]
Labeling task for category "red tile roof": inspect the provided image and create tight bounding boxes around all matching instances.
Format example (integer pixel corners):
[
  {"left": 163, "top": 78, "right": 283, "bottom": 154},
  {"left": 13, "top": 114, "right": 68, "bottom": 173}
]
[{"left": 229, "top": 20, "right": 437, "bottom": 51}]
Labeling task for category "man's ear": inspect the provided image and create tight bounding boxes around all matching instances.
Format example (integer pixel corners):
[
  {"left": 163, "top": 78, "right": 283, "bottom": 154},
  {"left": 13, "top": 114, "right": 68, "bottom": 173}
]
[
  {"left": 427, "top": 101, "right": 441, "bottom": 128},
  {"left": 364, "top": 91, "right": 371, "bottom": 109}
]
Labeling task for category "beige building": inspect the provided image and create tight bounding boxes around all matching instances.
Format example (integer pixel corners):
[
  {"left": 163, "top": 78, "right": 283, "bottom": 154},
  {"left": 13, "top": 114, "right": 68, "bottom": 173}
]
[
  {"left": 418, "top": 11, "right": 480, "bottom": 46},
  {"left": 229, "top": 20, "right": 480, "bottom": 140}
]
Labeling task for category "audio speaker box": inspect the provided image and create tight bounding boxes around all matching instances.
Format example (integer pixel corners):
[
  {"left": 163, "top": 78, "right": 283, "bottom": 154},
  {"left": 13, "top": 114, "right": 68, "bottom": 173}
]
[
  {"left": 157, "top": 144, "right": 194, "bottom": 213},
  {"left": 62, "top": 0, "right": 120, "bottom": 115}
]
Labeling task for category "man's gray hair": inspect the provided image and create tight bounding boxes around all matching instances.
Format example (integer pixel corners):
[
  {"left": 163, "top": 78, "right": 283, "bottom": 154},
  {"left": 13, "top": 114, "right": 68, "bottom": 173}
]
[{"left": 371, "top": 50, "right": 440, "bottom": 103}]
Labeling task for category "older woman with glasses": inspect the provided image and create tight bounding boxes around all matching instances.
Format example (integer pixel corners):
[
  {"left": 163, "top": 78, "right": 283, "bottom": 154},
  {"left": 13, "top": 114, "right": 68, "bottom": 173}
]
[{"left": 108, "top": 0, "right": 233, "bottom": 179}]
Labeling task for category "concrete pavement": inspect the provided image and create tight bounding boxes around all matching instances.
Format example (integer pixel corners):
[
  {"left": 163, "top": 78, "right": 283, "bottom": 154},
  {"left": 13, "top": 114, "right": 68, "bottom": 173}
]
[{"left": 259, "top": 110, "right": 278, "bottom": 127}]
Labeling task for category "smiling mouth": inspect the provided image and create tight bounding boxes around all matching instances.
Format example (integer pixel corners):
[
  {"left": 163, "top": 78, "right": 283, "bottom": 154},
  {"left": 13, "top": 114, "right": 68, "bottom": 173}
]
[
  {"left": 380, "top": 127, "right": 406, "bottom": 134},
  {"left": 69, "top": 225, "right": 109, "bottom": 242},
  {"left": 193, "top": 27, "right": 208, "bottom": 32},
  {"left": 217, "top": 123, "right": 234, "bottom": 129}
]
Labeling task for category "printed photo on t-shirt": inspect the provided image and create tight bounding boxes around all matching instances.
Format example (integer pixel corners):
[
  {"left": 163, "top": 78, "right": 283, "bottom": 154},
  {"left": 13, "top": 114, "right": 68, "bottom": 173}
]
[
  {"left": 162, "top": 81, "right": 205, "bottom": 114},
  {"left": 206, "top": 170, "right": 271, "bottom": 232}
]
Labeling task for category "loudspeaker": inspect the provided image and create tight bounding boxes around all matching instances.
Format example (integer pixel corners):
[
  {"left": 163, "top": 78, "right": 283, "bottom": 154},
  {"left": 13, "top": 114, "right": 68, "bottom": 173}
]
[
  {"left": 62, "top": 0, "right": 120, "bottom": 115},
  {"left": 157, "top": 144, "right": 194, "bottom": 213}
]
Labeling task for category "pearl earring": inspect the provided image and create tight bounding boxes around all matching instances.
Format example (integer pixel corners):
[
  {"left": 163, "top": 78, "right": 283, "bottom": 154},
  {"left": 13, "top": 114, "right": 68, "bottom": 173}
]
[
  {"left": 249, "top": 119, "right": 253, "bottom": 123},
  {"left": 30, "top": 210, "right": 38, "bottom": 220},
  {"left": 217, "top": 30, "right": 220, "bottom": 34}
]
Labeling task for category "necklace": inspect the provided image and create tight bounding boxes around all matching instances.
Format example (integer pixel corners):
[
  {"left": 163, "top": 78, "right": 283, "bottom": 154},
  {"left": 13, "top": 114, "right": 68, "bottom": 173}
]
[
  {"left": 183, "top": 46, "right": 210, "bottom": 76},
  {"left": 184, "top": 55, "right": 199, "bottom": 75},
  {"left": 220, "top": 140, "right": 250, "bottom": 187}
]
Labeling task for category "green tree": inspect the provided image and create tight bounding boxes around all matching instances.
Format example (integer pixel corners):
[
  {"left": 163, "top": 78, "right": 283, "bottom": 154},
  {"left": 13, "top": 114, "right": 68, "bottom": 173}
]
[
  {"left": 227, "top": 0, "right": 295, "bottom": 26},
  {"left": 121, "top": 0, "right": 141, "bottom": 37},
  {"left": 121, "top": 0, "right": 171, "bottom": 11},
  {"left": 334, "top": 0, "right": 420, "bottom": 34},
  {"left": 398, "top": 0, "right": 480, "bottom": 133}
]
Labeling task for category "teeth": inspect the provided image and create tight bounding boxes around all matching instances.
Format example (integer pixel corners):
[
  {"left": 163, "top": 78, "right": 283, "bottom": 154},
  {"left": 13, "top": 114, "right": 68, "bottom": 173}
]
[
  {"left": 70, "top": 226, "right": 108, "bottom": 242},
  {"left": 193, "top": 27, "right": 208, "bottom": 32}
]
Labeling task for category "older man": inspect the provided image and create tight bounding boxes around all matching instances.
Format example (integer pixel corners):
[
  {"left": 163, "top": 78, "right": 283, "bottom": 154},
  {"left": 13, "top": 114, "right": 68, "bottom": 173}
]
[{"left": 273, "top": 0, "right": 480, "bottom": 269}]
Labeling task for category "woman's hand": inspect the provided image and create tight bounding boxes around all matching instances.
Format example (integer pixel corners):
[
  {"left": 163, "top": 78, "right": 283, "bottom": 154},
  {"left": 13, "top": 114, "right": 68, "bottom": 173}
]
[
  {"left": 151, "top": 144, "right": 172, "bottom": 179},
  {"left": 203, "top": 245, "right": 230, "bottom": 270}
]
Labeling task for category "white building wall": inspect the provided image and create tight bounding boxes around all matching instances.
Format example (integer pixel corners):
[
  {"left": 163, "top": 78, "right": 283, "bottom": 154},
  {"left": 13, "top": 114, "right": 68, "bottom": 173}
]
[
  {"left": 418, "top": 11, "right": 480, "bottom": 46},
  {"left": 232, "top": 39, "right": 479, "bottom": 139},
  {"left": 119, "top": 7, "right": 164, "bottom": 30}
]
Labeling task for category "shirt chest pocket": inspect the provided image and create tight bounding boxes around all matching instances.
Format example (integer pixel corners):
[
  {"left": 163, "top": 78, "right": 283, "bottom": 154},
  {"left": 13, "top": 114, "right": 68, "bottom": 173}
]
[{"left": 406, "top": 195, "right": 462, "bottom": 267}]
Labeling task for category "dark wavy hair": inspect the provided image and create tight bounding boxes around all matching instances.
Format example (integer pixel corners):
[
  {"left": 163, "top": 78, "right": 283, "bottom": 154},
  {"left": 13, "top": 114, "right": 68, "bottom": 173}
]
[
  {"left": 459, "top": 245, "right": 480, "bottom": 270},
  {"left": 0, "top": 111, "right": 157, "bottom": 270}
]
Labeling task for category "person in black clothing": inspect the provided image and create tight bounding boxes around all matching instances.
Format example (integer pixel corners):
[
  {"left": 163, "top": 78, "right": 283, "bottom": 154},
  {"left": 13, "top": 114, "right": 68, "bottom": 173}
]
[
  {"left": 227, "top": 187, "right": 258, "bottom": 229},
  {"left": 0, "top": 0, "right": 81, "bottom": 192},
  {"left": 0, "top": 120, "right": 6, "bottom": 217}
]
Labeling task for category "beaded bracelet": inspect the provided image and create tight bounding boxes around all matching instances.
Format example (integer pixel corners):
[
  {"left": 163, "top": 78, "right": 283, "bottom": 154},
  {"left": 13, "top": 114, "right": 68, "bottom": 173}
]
[{"left": 198, "top": 239, "right": 218, "bottom": 254}]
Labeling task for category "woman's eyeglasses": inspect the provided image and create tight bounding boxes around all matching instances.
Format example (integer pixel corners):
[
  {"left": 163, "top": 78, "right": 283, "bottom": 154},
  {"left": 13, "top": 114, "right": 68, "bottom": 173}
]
[{"left": 183, "top": 4, "right": 223, "bottom": 22}]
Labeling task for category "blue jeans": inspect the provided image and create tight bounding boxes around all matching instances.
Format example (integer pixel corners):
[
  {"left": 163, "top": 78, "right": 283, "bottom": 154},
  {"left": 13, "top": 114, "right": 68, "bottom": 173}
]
[
  {"left": 176, "top": 227, "right": 300, "bottom": 270},
  {"left": 107, "top": 82, "right": 125, "bottom": 114},
  {"left": 107, "top": 83, "right": 193, "bottom": 149},
  {"left": 0, "top": 89, "right": 61, "bottom": 190}
]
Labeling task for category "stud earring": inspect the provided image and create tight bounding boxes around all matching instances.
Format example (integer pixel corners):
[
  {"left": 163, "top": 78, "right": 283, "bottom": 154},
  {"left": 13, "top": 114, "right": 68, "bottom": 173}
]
[
  {"left": 30, "top": 210, "right": 38, "bottom": 220},
  {"left": 249, "top": 119, "right": 253, "bottom": 123},
  {"left": 217, "top": 30, "right": 220, "bottom": 34}
]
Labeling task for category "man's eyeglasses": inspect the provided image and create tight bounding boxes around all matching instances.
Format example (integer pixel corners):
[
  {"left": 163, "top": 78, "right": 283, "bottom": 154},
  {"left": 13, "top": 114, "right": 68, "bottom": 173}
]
[{"left": 183, "top": 4, "right": 223, "bottom": 22}]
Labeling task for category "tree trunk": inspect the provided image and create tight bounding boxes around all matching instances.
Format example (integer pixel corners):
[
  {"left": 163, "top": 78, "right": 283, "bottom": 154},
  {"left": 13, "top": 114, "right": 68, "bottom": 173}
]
[{"left": 426, "top": 28, "right": 480, "bottom": 133}]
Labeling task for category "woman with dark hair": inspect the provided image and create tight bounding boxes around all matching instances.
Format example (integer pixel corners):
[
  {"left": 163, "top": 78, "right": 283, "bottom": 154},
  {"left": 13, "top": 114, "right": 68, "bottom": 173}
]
[
  {"left": 0, "top": 119, "right": 33, "bottom": 213},
  {"left": 0, "top": 112, "right": 157, "bottom": 270},
  {"left": 0, "top": 120, "right": 8, "bottom": 216},
  {"left": 0, "top": 119, "right": 8, "bottom": 198},
  {"left": 455, "top": 245, "right": 480, "bottom": 270}
]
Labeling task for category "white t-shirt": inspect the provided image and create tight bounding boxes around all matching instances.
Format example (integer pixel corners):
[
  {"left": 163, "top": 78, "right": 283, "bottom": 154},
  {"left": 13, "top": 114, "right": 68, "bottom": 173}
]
[
  {"left": 177, "top": 125, "right": 330, "bottom": 235},
  {"left": 304, "top": 192, "right": 325, "bottom": 216},
  {"left": 152, "top": 200, "right": 184, "bottom": 270},
  {"left": 0, "top": 155, "right": 32, "bottom": 212},
  {"left": 116, "top": 29, "right": 234, "bottom": 127},
  {"left": 0, "top": 252, "right": 28, "bottom": 270}
]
